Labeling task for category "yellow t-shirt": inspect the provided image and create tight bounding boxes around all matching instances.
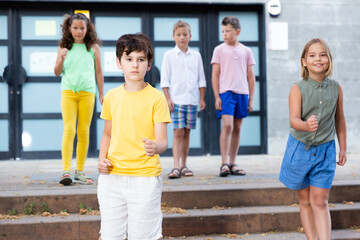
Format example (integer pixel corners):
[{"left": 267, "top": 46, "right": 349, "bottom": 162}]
[{"left": 100, "top": 83, "right": 171, "bottom": 177}]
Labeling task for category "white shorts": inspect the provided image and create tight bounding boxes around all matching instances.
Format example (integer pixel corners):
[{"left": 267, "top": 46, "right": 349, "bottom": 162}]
[{"left": 97, "top": 174, "right": 163, "bottom": 240}]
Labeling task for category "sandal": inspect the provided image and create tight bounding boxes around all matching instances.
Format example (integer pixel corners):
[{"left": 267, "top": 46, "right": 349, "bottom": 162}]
[
  {"left": 220, "top": 163, "right": 231, "bottom": 177},
  {"left": 180, "top": 166, "right": 194, "bottom": 177},
  {"left": 59, "top": 171, "right": 72, "bottom": 185},
  {"left": 229, "top": 164, "right": 246, "bottom": 176},
  {"left": 74, "top": 170, "right": 94, "bottom": 184},
  {"left": 168, "top": 168, "right": 181, "bottom": 179}
]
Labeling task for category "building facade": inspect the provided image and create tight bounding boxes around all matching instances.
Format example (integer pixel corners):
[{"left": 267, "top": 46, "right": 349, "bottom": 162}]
[{"left": 0, "top": 0, "right": 358, "bottom": 160}]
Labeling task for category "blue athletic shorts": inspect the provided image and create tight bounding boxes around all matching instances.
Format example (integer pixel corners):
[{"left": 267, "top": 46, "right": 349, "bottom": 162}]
[
  {"left": 279, "top": 134, "right": 336, "bottom": 190},
  {"left": 216, "top": 91, "right": 249, "bottom": 119},
  {"left": 171, "top": 104, "right": 197, "bottom": 129}
]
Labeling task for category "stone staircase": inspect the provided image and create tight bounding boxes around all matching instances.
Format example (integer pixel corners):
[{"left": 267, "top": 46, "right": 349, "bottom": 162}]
[{"left": 0, "top": 181, "right": 360, "bottom": 240}]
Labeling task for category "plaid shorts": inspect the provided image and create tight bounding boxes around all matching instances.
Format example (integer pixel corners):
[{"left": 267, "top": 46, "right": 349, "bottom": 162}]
[{"left": 171, "top": 104, "right": 197, "bottom": 129}]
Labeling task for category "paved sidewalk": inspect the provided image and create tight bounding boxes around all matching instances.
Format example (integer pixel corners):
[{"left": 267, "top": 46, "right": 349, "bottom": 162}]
[{"left": 0, "top": 153, "right": 359, "bottom": 191}]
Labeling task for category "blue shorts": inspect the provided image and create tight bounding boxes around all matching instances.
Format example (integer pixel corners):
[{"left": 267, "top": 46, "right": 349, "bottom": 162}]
[
  {"left": 217, "top": 91, "right": 249, "bottom": 119},
  {"left": 279, "top": 134, "right": 336, "bottom": 190},
  {"left": 171, "top": 104, "right": 197, "bottom": 129}
]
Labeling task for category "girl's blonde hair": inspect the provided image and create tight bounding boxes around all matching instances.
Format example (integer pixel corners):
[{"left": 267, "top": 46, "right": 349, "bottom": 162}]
[{"left": 301, "top": 38, "right": 333, "bottom": 80}]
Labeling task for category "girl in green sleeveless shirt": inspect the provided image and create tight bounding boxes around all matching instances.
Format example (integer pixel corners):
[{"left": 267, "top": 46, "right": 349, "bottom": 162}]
[
  {"left": 54, "top": 13, "right": 104, "bottom": 185},
  {"left": 280, "top": 39, "right": 346, "bottom": 240}
]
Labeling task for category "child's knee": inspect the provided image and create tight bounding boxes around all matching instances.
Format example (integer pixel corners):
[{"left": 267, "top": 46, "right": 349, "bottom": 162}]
[
  {"left": 173, "top": 128, "right": 185, "bottom": 138},
  {"left": 222, "top": 123, "right": 233, "bottom": 134},
  {"left": 310, "top": 195, "right": 328, "bottom": 209}
]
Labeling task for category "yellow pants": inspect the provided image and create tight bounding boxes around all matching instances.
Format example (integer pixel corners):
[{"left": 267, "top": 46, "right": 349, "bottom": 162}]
[{"left": 61, "top": 90, "right": 95, "bottom": 172}]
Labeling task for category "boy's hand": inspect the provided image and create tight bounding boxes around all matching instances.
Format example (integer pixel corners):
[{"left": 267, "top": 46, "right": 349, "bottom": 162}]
[
  {"left": 98, "top": 158, "right": 111, "bottom": 175},
  {"left": 248, "top": 98, "right": 254, "bottom": 112},
  {"left": 200, "top": 99, "right": 206, "bottom": 111},
  {"left": 337, "top": 150, "right": 347, "bottom": 166},
  {"left": 215, "top": 97, "right": 222, "bottom": 110},
  {"left": 306, "top": 115, "right": 318, "bottom": 132},
  {"left": 166, "top": 98, "right": 174, "bottom": 112},
  {"left": 142, "top": 138, "right": 157, "bottom": 156}
]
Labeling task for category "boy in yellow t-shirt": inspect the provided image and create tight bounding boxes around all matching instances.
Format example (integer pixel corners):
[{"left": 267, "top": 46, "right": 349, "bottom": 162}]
[{"left": 97, "top": 33, "right": 171, "bottom": 240}]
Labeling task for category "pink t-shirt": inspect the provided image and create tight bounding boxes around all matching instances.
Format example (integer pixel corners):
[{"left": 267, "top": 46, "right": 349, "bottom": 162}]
[{"left": 211, "top": 42, "right": 255, "bottom": 94}]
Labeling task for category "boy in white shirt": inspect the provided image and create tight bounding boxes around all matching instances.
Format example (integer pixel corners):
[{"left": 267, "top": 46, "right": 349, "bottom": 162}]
[{"left": 161, "top": 20, "right": 207, "bottom": 179}]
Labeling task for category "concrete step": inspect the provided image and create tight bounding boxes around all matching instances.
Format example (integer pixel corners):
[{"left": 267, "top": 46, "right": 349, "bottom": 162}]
[
  {"left": 162, "top": 202, "right": 360, "bottom": 237},
  {"left": 1, "top": 202, "right": 359, "bottom": 239},
  {"left": 166, "top": 228, "right": 360, "bottom": 240},
  {"left": 1, "top": 181, "right": 360, "bottom": 214}
]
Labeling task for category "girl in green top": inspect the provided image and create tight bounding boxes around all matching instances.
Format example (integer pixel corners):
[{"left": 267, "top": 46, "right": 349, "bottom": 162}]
[
  {"left": 54, "top": 13, "right": 104, "bottom": 185},
  {"left": 280, "top": 39, "right": 346, "bottom": 240}
]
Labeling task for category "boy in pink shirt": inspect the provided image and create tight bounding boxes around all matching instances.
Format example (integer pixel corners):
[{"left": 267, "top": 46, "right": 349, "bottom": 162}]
[{"left": 211, "top": 16, "right": 256, "bottom": 177}]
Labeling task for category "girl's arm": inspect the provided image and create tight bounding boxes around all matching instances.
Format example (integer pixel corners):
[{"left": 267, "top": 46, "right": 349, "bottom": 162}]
[
  {"left": 247, "top": 65, "right": 255, "bottom": 112},
  {"left": 54, "top": 46, "right": 68, "bottom": 77},
  {"left": 289, "top": 84, "right": 318, "bottom": 132},
  {"left": 335, "top": 84, "right": 347, "bottom": 166},
  {"left": 98, "top": 120, "right": 112, "bottom": 174},
  {"left": 211, "top": 63, "right": 221, "bottom": 110},
  {"left": 92, "top": 44, "right": 104, "bottom": 104},
  {"left": 142, "top": 123, "right": 168, "bottom": 156}
]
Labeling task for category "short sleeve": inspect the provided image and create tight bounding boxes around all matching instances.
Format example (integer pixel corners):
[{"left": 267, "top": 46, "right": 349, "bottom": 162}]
[
  {"left": 247, "top": 47, "right": 256, "bottom": 66},
  {"left": 100, "top": 92, "right": 112, "bottom": 120},
  {"left": 153, "top": 93, "right": 171, "bottom": 124},
  {"left": 210, "top": 46, "right": 220, "bottom": 65}
]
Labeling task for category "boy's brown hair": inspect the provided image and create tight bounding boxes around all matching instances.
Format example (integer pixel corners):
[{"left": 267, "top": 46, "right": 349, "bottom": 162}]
[
  {"left": 221, "top": 16, "right": 241, "bottom": 30},
  {"left": 301, "top": 38, "right": 333, "bottom": 80},
  {"left": 116, "top": 33, "right": 154, "bottom": 67},
  {"left": 173, "top": 20, "right": 191, "bottom": 34}
]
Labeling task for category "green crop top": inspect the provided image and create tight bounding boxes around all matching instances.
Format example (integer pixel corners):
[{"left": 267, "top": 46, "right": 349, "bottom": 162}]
[{"left": 61, "top": 43, "right": 96, "bottom": 94}]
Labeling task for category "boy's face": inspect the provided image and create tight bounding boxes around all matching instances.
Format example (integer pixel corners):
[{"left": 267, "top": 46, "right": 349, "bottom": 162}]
[
  {"left": 116, "top": 50, "right": 151, "bottom": 83},
  {"left": 173, "top": 27, "right": 191, "bottom": 50},
  {"left": 221, "top": 24, "right": 240, "bottom": 45}
]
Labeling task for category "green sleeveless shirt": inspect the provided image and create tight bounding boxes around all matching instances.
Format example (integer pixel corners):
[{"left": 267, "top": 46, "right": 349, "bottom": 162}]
[
  {"left": 290, "top": 77, "right": 339, "bottom": 150},
  {"left": 61, "top": 43, "right": 96, "bottom": 94}
]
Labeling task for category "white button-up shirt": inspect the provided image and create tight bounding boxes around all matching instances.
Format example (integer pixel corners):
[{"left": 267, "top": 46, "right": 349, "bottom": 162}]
[{"left": 160, "top": 46, "right": 207, "bottom": 105}]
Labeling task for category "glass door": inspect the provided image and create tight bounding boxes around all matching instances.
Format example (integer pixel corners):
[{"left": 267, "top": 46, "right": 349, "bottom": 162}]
[{"left": 0, "top": 11, "right": 10, "bottom": 159}]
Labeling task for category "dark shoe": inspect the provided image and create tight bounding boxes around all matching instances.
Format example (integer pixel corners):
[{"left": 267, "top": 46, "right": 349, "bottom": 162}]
[
  {"left": 59, "top": 171, "right": 72, "bottom": 185},
  {"left": 229, "top": 164, "right": 246, "bottom": 176},
  {"left": 180, "top": 166, "right": 194, "bottom": 177},
  {"left": 220, "top": 163, "right": 231, "bottom": 177},
  {"left": 168, "top": 168, "right": 181, "bottom": 179}
]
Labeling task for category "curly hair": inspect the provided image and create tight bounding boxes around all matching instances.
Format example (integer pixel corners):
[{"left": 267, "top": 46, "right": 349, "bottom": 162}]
[{"left": 59, "top": 13, "right": 100, "bottom": 51}]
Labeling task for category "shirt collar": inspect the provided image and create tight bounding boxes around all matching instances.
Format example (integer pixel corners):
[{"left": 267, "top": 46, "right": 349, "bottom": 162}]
[
  {"left": 308, "top": 76, "right": 329, "bottom": 89},
  {"left": 175, "top": 45, "right": 191, "bottom": 55}
]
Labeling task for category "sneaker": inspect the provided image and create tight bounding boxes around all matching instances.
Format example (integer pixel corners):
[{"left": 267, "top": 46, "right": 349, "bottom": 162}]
[{"left": 59, "top": 171, "right": 72, "bottom": 185}]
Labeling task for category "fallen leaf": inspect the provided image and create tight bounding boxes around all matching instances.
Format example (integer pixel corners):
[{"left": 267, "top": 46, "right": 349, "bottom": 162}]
[
  {"left": 42, "top": 212, "right": 51, "bottom": 217},
  {"left": 289, "top": 203, "right": 299, "bottom": 207},
  {"left": 342, "top": 200, "right": 354, "bottom": 205},
  {"left": 328, "top": 203, "right": 335, "bottom": 208}
]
